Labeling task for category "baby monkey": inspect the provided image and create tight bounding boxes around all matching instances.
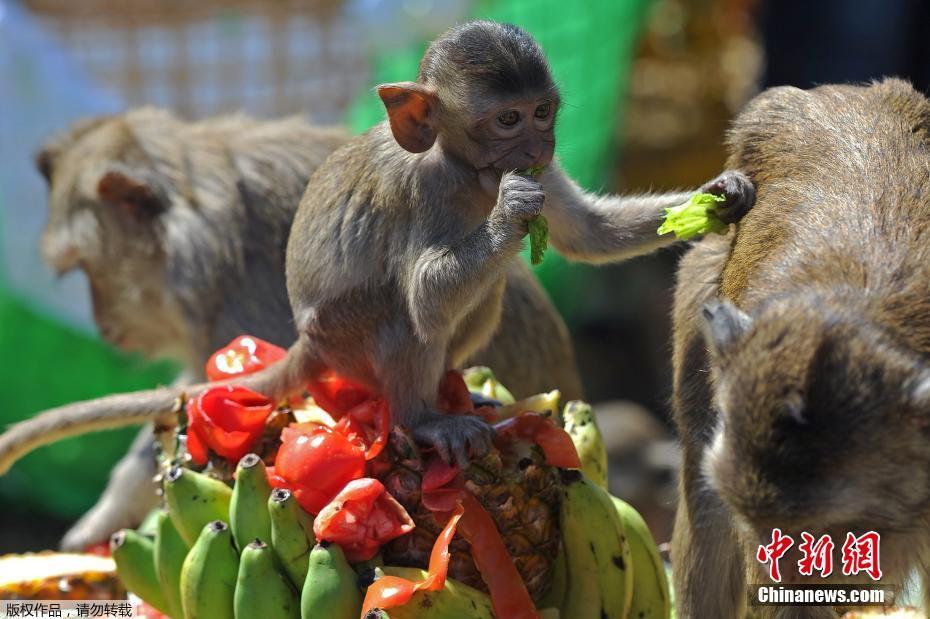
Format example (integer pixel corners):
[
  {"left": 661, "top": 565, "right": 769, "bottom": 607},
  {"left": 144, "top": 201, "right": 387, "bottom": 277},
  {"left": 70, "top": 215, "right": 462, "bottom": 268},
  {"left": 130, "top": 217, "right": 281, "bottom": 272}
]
[{"left": 0, "top": 20, "right": 754, "bottom": 472}]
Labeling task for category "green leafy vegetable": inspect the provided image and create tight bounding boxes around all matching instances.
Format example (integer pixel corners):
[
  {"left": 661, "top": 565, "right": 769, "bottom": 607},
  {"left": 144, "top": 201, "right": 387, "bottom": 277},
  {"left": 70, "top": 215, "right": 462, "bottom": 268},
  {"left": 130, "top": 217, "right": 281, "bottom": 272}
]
[
  {"left": 528, "top": 215, "right": 549, "bottom": 266},
  {"left": 520, "top": 166, "right": 548, "bottom": 264},
  {"left": 657, "top": 192, "right": 728, "bottom": 241}
]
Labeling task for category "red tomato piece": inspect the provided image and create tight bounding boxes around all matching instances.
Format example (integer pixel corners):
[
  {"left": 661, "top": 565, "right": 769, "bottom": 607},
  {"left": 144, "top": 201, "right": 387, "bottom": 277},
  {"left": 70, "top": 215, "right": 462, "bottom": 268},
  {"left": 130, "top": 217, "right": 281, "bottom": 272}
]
[
  {"left": 205, "top": 335, "right": 286, "bottom": 381},
  {"left": 313, "top": 478, "right": 415, "bottom": 562},
  {"left": 361, "top": 504, "right": 464, "bottom": 614},
  {"left": 495, "top": 412, "right": 582, "bottom": 468},
  {"left": 362, "top": 400, "right": 390, "bottom": 461},
  {"left": 267, "top": 424, "right": 366, "bottom": 514},
  {"left": 422, "top": 456, "right": 459, "bottom": 491},
  {"left": 436, "top": 369, "right": 474, "bottom": 414},
  {"left": 457, "top": 493, "right": 540, "bottom": 619},
  {"left": 305, "top": 370, "right": 372, "bottom": 416},
  {"left": 186, "top": 386, "right": 274, "bottom": 465}
]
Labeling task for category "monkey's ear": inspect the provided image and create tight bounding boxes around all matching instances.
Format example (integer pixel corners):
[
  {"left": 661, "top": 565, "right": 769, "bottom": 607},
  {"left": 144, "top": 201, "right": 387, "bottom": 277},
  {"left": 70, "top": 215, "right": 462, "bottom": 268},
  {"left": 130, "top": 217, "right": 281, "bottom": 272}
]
[
  {"left": 377, "top": 81, "right": 438, "bottom": 153},
  {"left": 96, "top": 167, "right": 164, "bottom": 215},
  {"left": 35, "top": 148, "right": 55, "bottom": 183},
  {"left": 701, "top": 299, "right": 752, "bottom": 357}
]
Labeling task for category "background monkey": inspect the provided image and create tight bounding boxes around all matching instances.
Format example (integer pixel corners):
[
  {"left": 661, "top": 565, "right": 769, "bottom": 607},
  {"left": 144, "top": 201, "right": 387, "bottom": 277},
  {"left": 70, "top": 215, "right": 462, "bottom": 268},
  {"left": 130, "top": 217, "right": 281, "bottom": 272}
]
[
  {"left": 671, "top": 78, "right": 930, "bottom": 618},
  {"left": 2, "top": 20, "right": 753, "bottom": 544},
  {"left": 35, "top": 107, "right": 585, "bottom": 549}
]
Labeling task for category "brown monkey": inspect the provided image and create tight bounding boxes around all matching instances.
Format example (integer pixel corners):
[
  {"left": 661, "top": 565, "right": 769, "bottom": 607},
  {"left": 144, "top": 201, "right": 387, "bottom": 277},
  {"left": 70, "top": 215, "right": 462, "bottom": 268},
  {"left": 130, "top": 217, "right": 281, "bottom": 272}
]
[
  {"left": 1, "top": 21, "right": 753, "bottom": 506},
  {"left": 35, "top": 107, "right": 584, "bottom": 549},
  {"left": 35, "top": 109, "right": 347, "bottom": 550},
  {"left": 36, "top": 109, "right": 346, "bottom": 366},
  {"left": 671, "top": 79, "right": 930, "bottom": 619}
]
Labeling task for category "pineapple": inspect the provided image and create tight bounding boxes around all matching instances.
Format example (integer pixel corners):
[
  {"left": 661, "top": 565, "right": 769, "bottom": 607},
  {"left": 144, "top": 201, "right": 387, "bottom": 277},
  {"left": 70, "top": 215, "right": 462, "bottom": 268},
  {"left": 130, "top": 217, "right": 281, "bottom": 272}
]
[
  {"left": 0, "top": 553, "right": 125, "bottom": 600},
  {"left": 379, "top": 426, "right": 563, "bottom": 602}
]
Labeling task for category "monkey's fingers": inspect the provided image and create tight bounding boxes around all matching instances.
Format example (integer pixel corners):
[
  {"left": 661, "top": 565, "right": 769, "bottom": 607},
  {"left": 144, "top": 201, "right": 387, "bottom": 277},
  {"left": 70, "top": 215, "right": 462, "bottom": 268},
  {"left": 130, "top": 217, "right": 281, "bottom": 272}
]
[
  {"left": 703, "top": 170, "right": 756, "bottom": 224},
  {"left": 448, "top": 416, "right": 495, "bottom": 468},
  {"left": 413, "top": 414, "right": 494, "bottom": 468}
]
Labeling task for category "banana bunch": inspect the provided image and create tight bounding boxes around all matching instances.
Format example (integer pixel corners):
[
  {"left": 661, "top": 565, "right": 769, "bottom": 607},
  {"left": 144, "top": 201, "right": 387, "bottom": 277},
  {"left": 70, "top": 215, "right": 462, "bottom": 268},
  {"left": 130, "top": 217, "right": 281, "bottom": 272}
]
[
  {"left": 550, "top": 400, "right": 671, "bottom": 619},
  {"left": 111, "top": 454, "right": 361, "bottom": 619},
  {"left": 112, "top": 454, "right": 502, "bottom": 619}
]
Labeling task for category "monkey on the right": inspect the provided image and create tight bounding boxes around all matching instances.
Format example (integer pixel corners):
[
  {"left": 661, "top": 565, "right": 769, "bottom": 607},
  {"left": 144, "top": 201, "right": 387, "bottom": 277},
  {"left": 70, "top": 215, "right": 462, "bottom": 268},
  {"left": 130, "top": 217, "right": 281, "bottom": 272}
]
[{"left": 672, "top": 78, "right": 930, "bottom": 618}]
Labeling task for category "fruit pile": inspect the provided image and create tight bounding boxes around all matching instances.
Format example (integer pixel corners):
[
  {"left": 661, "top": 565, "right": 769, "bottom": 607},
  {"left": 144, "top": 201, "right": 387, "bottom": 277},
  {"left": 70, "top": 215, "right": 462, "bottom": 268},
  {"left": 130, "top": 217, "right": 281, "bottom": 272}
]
[{"left": 109, "top": 336, "right": 671, "bottom": 619}]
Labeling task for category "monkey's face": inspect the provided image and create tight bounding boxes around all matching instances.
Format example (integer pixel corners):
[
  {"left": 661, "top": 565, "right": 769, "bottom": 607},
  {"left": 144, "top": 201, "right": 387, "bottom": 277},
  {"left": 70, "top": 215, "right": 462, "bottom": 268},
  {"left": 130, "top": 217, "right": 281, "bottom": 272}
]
[
  {"left": 701, "top": 299, "right": 930, "bottom": 544},
  {"left": 379, "top": 21, "right": 560, "bottom": 176},
  {"left": 36, "top": 126, "right": 192, "bottom": 360},
  {"left": 450, "top": 91, "right": 559, "bottom": 174}
]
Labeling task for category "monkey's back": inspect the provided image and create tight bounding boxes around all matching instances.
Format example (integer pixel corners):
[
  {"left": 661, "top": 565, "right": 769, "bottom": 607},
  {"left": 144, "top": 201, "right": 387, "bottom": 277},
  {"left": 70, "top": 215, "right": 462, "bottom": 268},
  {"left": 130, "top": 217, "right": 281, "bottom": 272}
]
[{"left": 719, "top": 79, "right": 930, "bottom": 350}]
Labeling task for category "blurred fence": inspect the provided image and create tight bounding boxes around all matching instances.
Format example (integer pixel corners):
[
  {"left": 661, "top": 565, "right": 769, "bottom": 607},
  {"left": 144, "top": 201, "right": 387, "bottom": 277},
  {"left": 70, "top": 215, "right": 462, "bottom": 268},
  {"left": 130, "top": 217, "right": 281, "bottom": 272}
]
[{"left": 24, "top": 0, "right": 364, "bottom": 123}]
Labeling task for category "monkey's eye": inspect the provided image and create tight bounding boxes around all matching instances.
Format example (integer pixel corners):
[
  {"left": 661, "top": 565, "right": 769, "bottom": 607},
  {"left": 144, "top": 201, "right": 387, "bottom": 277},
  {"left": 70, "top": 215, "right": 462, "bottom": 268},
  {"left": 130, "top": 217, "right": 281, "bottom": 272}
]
[
  {"left": 534, "top": 103, "right": 552, "bottom": 119},
  {"left": 497, "top": 110, "right": 520, "bottom": 127}
]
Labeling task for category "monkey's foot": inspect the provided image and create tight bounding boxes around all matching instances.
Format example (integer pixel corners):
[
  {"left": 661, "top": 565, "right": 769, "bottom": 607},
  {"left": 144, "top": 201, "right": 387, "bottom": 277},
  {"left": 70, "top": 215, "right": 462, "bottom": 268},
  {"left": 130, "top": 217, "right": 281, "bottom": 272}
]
[
  {"left": 412, "top": 411, "right": 496, "bottom": 468},
  {"left": 702, "top": 170, "right": 756, "bottom": 224}
]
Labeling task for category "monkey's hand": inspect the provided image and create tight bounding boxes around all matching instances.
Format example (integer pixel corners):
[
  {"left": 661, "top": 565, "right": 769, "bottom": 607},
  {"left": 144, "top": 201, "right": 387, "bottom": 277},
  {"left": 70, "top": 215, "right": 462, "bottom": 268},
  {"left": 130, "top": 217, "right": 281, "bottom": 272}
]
[
  {"left": 492, "top": 172, "right": 545, "bottom": 238},
  {"left": 700, "top": 170, "right": 756, "bottom": 224},
  {"left": 412, "top": 411, "right": 496, "bottom": 468}
]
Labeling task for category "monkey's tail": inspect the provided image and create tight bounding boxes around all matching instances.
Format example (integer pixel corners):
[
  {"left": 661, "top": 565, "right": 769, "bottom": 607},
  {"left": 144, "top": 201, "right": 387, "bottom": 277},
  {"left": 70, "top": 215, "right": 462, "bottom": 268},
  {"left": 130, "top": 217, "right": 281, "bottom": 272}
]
[{"left": 0, "top": 338, "right": 320, "bottom": 475}]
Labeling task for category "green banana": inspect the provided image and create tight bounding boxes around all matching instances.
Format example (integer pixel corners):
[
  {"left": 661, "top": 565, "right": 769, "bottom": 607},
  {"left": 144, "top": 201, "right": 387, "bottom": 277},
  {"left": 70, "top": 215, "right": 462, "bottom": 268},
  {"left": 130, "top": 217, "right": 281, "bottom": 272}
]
[
  {"left": 110, "top": 529, "right": 171, "bottom": 615},
  {"left": 463, "top": 366, "right": 517, "bottom": 405},
  {"left": 153, "top": 510, "right": 187, "bottom": 619},
  {"left": 235, "top": 540, "right": 300, "bottom": 619},
  {"left": 269, "top": 488, "right": 316, "bottom": 588},
  {"left": 612, "top": 496, "right": 670, "bottom": 619},
  {"left": 563, "top": 400, "right": 608, "bottom": 488},
  {"left": 463, "top": 366, "right": 495, "bottom": 389},
  {"left": 301, "top": 542, "right": 362, "bottom": 619},
  {"left": 137, "top": 508, "right": 162, "bottom": 536},
  {"left": 559, "top": 471, "right": 632, "bottom": 619},
  {"left": 230, "top": 453, "right": 273, "bottom": 551},
  {"left": 480, "top": 378, "right": 516, "bottom": 405},
  {"left": 164, "top": 465, "right": 233, "bottom": 546},
  {"left": 372, "top": 567, "right": 495, "bottom": 619},
  {"left": 497, "top": 389, "right": 561, "bottom": 420},
  {"left": 180, "top": 520, "right": 239, "bottom": 619}
]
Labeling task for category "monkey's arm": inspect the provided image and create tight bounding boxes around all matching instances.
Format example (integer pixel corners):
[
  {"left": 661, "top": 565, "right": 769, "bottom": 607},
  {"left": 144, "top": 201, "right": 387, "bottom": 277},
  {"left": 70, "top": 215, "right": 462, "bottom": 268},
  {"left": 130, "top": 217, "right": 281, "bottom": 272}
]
[
  {"left": 407, "top": 173, "right": 541, "bottom": 341},
  {"left": 409, "top": 221, "right": 517, "bottom": 342},
  {"left": 541, "top": 164, "right": 753, "bottom": 265}
]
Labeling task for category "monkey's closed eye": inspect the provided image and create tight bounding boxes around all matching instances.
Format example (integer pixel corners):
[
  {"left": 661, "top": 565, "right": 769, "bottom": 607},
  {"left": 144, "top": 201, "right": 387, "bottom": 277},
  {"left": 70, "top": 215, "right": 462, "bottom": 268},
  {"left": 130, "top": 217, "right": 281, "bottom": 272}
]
[
  {"left": 497, "top": 110, "right": 520, "bottom": 127},
  {"left": 534, "top": 103, "right": 552, "bottom": 119}
]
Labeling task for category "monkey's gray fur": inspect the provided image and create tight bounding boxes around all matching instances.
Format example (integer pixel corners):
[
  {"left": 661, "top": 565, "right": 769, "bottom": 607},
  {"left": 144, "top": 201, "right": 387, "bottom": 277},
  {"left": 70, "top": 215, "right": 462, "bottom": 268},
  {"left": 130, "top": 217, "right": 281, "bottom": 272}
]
[{"left": 672, "top": 78, "right": 930, "bottom": 618}]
